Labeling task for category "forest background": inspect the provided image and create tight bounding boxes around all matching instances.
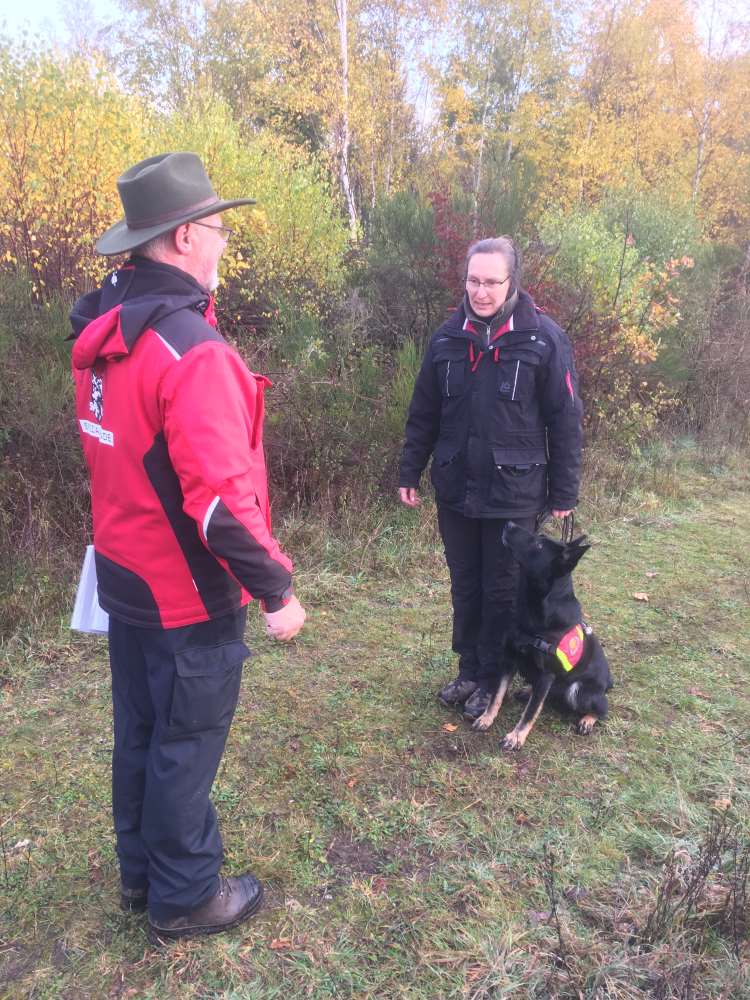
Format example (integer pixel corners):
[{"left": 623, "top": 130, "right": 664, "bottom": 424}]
[{"left": 0, "top": 0, "right": 749, "bottom": 636}]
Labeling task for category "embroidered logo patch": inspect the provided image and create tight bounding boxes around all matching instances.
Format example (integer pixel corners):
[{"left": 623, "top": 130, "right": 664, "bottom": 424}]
[
  {"left": 89, "top": 372, "right": 104, "bottom": 422},
  {"left": 80, "top": 419, "right": 114, "bottom": 446}
]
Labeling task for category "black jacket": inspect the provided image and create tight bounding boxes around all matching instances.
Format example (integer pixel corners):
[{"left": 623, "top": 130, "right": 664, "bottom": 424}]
[{"left": 399, "top": 291, "right": 583, "bottom": 518}]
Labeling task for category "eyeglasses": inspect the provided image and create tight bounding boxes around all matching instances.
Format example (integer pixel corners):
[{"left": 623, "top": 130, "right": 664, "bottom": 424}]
[
  {"left": 192, "top": 221, "right": 235, "bottom": 242},
  {"left": 466, "top": 276, "right": 511, "bottom": 291}
]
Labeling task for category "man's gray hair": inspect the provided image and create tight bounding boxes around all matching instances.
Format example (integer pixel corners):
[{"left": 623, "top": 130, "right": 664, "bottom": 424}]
[
  {"left": 135, "top": 230, "right": 175, "bottom": 260},
  {"left": 465, "top": 236, "right": 520, "bottom": 282}
]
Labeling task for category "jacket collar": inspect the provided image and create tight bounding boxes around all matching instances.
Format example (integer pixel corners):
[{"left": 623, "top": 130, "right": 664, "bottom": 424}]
[
  {"left": 443, "top": 289, "right": 540, "bottom": 346},
  {"left": 69, "top": 256, "right": 214, "bottom": 367}
]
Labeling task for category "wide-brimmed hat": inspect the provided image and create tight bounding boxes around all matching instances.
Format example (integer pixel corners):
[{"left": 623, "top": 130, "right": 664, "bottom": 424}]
[{"left": 96, "top": 152, "right": 256, "bottom": 256}]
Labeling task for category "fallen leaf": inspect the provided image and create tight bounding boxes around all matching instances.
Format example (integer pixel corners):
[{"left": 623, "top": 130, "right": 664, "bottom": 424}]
[
  {"left": 515, "top": 812, "right": 531, "bottom": 826},
  {"left": 712, "top": 798, "right": 732, "bottom": 811},
  {"left": 688, "top": 687, "right": 710, "bottom": 700},
  {"left": 441, "top": 723, "right": 458, "bottom": 732},
  {"left": 632, "top": 592, "right": 649, "bottom": 602},
  {"left": 269, "top": 937, "right": 293, "bottom": 951}
]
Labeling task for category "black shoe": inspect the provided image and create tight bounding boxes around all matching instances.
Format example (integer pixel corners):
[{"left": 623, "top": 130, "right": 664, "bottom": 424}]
[
  {"left": 148, "top": 873, "right": 264, "bottom": 942},
  {"left": 120, "top": 884, "right": 148, "bottom": 913},
  {"left": 462, "top": 686, "right": 492, "bottom": 721},
  {"left": 438, "top": 677, "right": 478, "bottom": 707}
]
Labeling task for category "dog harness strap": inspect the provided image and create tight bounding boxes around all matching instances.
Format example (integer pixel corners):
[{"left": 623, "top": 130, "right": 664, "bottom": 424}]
[
  {"left": 526, "top": 635, "right": 554, "bottom": 656},
  {"left": 555, "top": 624, "right": 585, "bottom": 672}
]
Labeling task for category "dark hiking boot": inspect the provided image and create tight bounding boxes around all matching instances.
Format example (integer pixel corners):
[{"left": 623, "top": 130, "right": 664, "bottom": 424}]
[
  {"left": 120, "top": 884, "right": 148, "bottom": 913},
  {"left": 438, "top": 677, "right": 478, "bottom": 707},
  {"left": 148, "top": 873, "right": 264, "bottom": 942},
  {"left": 462, "top": 686, "right": 492, "bottom": 721}
]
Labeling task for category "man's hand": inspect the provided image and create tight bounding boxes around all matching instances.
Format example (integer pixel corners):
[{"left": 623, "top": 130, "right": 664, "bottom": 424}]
[
  {"left": 264, "top": 595, "right": 306, "bottom": 641},
  {"left": 399, "top": 487, "right": 421, "bottom": 508},
  {"left": 551, "top": 509, "right": 573, "bottom": 518}
]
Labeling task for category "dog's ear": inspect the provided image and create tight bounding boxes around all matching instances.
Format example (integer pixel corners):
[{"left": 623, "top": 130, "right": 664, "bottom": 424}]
[{"left": 559, "top": 538, "right": 590, "bottom": 573}]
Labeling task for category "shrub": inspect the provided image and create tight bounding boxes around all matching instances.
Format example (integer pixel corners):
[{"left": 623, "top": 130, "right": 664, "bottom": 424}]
[
  {"left": 528, "top": 201, "right": 697, "bottom": 447},
  {"left": 0, "top": 41, "right": 149, "bottom": 298},
  {"left": 360, "top": 190, "right": 447, "bottom": 345},
  {"left": 0, "top": 273, "right": 87, "bottom": 638},
  {"left": 155, "top": 93, "right": 349, "bottom": 323}
]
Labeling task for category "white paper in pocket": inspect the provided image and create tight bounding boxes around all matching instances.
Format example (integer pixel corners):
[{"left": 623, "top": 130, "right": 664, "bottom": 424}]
[{"left": 70, "top": 545, "right": 109, "bottom": 634}]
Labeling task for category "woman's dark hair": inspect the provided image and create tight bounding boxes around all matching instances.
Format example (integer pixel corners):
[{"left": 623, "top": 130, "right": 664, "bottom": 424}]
[{"left": 465, "top": 236, "right": 520, "bottom": 282}]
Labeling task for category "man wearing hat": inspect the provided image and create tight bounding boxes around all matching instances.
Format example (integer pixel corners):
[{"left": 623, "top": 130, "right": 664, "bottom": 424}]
[{"left": 70, "top": 153, "right": 306, "bottom": 940}]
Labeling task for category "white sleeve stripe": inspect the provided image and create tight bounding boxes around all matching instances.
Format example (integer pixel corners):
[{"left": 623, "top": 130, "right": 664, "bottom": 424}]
[
  {"left": 202, "top": 496, "right": 220, "bottom": 540},
  {"left": 155, "top": 331, "right": 182, "bottom": 361}
]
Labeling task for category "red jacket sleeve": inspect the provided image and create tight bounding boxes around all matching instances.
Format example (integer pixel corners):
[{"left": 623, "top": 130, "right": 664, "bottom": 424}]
[{"left": 160, "top": 340, "right": 293, "bottom": 611}]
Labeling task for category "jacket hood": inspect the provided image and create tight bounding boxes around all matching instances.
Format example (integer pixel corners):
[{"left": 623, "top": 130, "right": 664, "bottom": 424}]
[{"left": 70, "top": 257, "right": 212, "bottom": 370}]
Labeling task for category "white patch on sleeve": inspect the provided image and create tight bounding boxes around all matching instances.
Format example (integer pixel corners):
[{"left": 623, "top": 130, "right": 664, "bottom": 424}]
[{"left": 202, "top": 496, "right": 220, "bottom": 541}]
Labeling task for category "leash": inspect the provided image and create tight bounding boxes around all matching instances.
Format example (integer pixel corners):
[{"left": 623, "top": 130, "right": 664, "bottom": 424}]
[{"left": 535, "top": 508, "right": 576, "bottom": 544}]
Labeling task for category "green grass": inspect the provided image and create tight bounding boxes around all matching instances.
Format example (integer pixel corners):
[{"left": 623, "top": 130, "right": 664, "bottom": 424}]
[{"left": 1, "top": 449, "right": 749, "bottom": 998}]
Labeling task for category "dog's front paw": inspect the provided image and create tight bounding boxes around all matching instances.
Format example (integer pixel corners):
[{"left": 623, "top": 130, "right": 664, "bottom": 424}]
[
  {"left": 472, "top": 713, "right": 493, "bottom": 732},
  {"left": 576, "top": 714, "right": 597, "bottom": 736},
  {"left": 500, "top": 730, "right": 525, "bottom": 751}
]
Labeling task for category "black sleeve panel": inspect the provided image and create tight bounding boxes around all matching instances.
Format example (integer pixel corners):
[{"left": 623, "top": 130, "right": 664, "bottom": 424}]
[
  {"left": 143, "top": 432, "right": 242, "bottom": 617},
  {"left": 206, "top": 499, "right": 293, "bottom": 611}
]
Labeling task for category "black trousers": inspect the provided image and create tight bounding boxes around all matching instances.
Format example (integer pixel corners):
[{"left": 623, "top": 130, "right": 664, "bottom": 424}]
[
  {"left": 437, "top": 506, "right": 536, "bottom": 685},
  {"left": 108, "top": 606, "right": 249, "bottom": 920}
]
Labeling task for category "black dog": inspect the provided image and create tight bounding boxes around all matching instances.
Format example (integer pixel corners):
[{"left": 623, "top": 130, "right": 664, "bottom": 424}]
[{"left": 473, "top": 521, "right": 613, "bottom": 750}]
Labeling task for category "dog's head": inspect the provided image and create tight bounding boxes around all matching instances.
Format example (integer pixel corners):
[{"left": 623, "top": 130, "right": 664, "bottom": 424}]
[{"left": 502, "top": 521, "right": 590, "bottom": 584}]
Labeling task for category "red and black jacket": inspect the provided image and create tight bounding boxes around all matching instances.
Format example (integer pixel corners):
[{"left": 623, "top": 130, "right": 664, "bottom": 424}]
[
  {"left": 399, "top": 291, "right": 583, "bottom": 518},
  {"left": 70, "top": 256, "right": 293, "bottom": 629}
]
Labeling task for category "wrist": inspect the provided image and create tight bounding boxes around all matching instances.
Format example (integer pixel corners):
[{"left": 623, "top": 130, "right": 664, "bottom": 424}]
[{"left": 261, "top": 584, "right": 294, "bottom": 614}]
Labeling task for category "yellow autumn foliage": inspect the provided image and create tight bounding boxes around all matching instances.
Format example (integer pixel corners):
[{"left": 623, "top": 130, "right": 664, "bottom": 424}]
[{"left": 0, "top": 46, "right": 347, "bottom": 312}]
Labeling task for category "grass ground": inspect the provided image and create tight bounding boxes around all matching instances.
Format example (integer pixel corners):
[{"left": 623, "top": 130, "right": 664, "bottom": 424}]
[{"left": 1, "top": 444, "right": 749, "bottom": 999}]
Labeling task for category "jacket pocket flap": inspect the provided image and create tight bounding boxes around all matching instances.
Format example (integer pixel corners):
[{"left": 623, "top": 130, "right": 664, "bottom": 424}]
[
  {"left": 433, "top": 345, "right": 467, "bottom": 363},
  {"left": 175, "top": 640, "right": 251, "bottom": 677},
  {"left": 498, "top": 348, "right": 543, "bottom": 365},
  {"left": 433, "top": 443, "right": 463, "bottom": 465},
  {"left": 492, "top": 446, "right": 547, "bottom": 467}
]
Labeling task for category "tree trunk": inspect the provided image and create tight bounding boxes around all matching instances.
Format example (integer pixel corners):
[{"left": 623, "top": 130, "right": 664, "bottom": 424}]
[{"left": 335, "top": 0, "right": 358, "bottom": 239}]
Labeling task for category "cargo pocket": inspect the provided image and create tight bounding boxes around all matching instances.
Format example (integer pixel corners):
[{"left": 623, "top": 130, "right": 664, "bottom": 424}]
[
  {"left": 497, "top": 349, "right": 541, "bottom": 403},
  {"left": 430, "top": 445, "right": 466, "bottom": 506},
  {"left": 168, "top": 639, "right": 250, "bottom": 734},
  {"left": 490, "top": 446, "right": 548, "bottom": 509},
  {"left": 433, "top": 347, "right": 467, "bottom": 398}
]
